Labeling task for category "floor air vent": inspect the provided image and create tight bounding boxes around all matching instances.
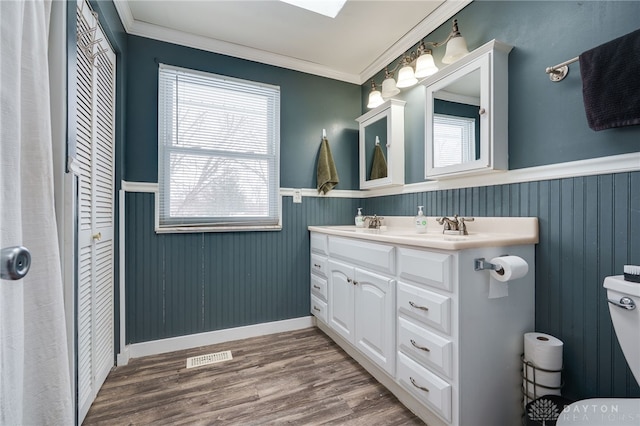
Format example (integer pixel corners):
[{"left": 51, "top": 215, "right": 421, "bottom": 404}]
[{"left": 186, "top": 350, "right": 233, "bottom": 369}]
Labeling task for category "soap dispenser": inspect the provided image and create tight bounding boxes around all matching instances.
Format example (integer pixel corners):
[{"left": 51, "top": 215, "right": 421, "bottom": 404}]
[
  {"left": 355, "top": 208, "right": 365, "bottom": 228},
  {"left": 415, "top": 206, "right": 427, "bottom": 234}
]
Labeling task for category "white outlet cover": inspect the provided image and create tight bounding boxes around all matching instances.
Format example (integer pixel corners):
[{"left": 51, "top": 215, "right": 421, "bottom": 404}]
[{"left": 293, "top": 189, "right": 302, "bottom": 203}]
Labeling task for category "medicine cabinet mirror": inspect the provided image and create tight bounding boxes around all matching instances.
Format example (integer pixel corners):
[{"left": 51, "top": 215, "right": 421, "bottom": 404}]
[
  {"left": 424, "top": 40, "right": 512, "bottom": 179},
  {"left": 356, "top": 99, "right": 405, "bottom": 189}
]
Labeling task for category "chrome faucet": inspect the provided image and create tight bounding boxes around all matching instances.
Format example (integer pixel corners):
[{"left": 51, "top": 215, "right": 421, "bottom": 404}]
[
  {"left": 364, "top": 215, "right": 384, "bottom": 229},
  {"left": 436, "top": 214, "right": 474, "bottom": 235}
]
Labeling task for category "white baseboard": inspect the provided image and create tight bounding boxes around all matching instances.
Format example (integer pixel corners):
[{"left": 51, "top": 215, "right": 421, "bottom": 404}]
[{"left": 122, "top": 316, "right": 314, "bottom": 362}]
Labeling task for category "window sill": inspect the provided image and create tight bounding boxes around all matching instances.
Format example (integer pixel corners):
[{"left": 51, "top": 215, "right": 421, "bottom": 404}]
[{"left": 155, "top": 224, "right": 282, "bottom": 234}]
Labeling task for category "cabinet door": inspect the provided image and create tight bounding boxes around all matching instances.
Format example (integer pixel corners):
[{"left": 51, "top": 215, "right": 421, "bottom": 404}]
[
  {"left": 355, "top": 268, "right": 395, "bottom": 375},
  {"left": 328, "top": 260, "right": 355, "bottom": 342}
]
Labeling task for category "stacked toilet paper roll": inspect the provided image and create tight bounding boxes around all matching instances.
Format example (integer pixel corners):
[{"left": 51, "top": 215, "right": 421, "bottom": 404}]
[{"left": 523, "top": 332, "right": 563, "bottom": 406}]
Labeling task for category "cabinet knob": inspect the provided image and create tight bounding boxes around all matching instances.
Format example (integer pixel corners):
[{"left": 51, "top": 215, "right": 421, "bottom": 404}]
[
  {"left": 347, "top": 278, "right": 352, "bottom": 283},
  {"left": 92, "top": 232, "right": 102, "bottom": 241},
  {"left": 409, "top": 301, "right": 429, "bottom": 311},
  {"left": 479, "top": 107, "right": 486, "bottom": 115},
  {"left": 353, "top": 280, "right": 358, "bottom": 286}
]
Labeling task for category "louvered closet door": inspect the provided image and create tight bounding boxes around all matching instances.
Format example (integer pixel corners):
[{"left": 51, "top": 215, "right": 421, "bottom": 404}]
[{"left": 75, "top": 0, "right": 116, "bottom": 422}]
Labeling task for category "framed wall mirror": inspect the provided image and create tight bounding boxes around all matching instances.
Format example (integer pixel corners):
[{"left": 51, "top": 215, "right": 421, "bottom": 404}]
[
  {"left": 424, "top": 40, "right": 512, "bottom": 179},
  {"left": 356, "top": 99, "right": 405, "bottom": 189}
]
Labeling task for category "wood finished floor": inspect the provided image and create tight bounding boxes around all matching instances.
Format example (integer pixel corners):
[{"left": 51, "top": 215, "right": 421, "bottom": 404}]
[{"left": 84, "top": 327, "right": 423, "bottom": 425}]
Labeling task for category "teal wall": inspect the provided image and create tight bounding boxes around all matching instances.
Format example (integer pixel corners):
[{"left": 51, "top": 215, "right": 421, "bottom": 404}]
[
  {"left": 358, "top": 0, "right": 640, "bottom": 401},
  {"left": 363, "top": 1, "right": 640, "bottom": 183},
  {"left": 116, "top": 0, "right": 640, "bottom": 403},
  {"left": 125, "top": 36, "right": 360, "bottom": 189}
]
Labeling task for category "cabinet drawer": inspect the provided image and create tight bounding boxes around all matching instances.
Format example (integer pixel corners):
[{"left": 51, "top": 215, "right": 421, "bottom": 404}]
[
  {"left": 311, "top": 295, "right": 328, "bottom": 324},
  {"left": 311, "top": 253, "right": 327, "bottom": 278},
  {"left": 328, "top": 236, "right": 395, "bottom": 275},
  {"left": 398, "top": 317, "right": 452, "bottom": 378},
  {"left": 397, "top": 247, "right": 453, "bottom": 291},
  {"left": 397, "top": 351, "right": 452, "bottom": 422},
  {"left": 311, "top": 274, "right": 327, "bottom": 301},
  {"left": 310, "top": 232, "right": 328, "bottom": 255},
  {"left": 397, "top": 281, "right": 451, "bottom": 334}
]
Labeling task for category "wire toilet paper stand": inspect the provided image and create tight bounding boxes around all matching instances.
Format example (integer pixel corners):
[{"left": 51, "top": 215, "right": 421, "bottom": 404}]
[{"left": 521, "top": 354, "right": 564, "bottom": 406}]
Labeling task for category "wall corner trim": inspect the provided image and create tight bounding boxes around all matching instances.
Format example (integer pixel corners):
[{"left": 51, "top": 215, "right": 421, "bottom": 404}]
[
  {"left": 121, "top": 152, "right": 639, "bottom": 199},
  {"left": 126, "top": 317, "right": 315, "bottom": 360},
  {"left": 361, "top": 152, "right": 640, "bottom": 198}
]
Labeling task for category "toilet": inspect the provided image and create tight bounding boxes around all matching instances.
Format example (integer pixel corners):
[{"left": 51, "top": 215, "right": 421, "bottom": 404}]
[{"left": 555, "top": 275, "right": 640, "bottom": 425}]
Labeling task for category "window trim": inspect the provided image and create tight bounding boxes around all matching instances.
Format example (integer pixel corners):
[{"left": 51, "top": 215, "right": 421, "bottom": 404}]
[{"left": 157, "top": 63, "right": 281, "bottom": 233}]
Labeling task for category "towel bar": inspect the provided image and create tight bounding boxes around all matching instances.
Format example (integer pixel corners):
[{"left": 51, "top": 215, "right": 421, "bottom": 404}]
[{"left": 545, "top": 56, "right": 579, "bottom": 82}]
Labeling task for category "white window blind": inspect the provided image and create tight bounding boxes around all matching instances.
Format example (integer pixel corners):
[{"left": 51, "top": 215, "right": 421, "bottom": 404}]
[
  {"left": 433, "top": 114, "right": 475, "bottom": 168},
  {"left": 158, "top": 64, "right": 281, "bottom": 230}
]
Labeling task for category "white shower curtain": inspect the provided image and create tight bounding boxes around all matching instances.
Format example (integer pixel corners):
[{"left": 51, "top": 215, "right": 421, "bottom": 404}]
[{"left": 0, "top": 0, "right": 73, "bottom": 423}]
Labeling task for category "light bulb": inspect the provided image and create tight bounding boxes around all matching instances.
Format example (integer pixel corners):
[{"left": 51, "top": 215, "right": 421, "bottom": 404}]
[
  {"left": 414, "top": 51, "right": 439, "bottom": 78},
  {"left": 442, "top": 36, "right": 469, "bottom": 64},
  {"left": 381, "top": 77, "right": 400, "bottom": 98},
  {"left": 396, "top": 63, "right": 417, "bottom": 88}
]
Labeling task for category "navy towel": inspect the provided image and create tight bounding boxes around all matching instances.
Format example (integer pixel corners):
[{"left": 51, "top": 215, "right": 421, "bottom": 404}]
[{"left": 579, "top": 28, "right": 640, "bottom": 131}]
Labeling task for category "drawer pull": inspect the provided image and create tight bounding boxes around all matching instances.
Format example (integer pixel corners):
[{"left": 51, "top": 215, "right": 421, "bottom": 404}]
[
  {"left": 409, "top": 301, "right": 429, "bottom": 311},
  {"left": 313, "top": 306, "right": 321, "bottom": 312},
  {"left": 410, "top": 339, "right": 430, "bottom": 352},
  {"left": 410, "top": 377, "right": 429, "bottom": 393},
  {"left": 314, "top": 263, "right": 321, "bottom": 268},
  {"left": 313, "top": 284, "right": 321, "bottom": 289}
]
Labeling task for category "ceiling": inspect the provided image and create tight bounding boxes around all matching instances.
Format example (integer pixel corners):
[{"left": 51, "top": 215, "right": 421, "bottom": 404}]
[{"left": 113, "top": 0, "right": 471, "bottom": 84}]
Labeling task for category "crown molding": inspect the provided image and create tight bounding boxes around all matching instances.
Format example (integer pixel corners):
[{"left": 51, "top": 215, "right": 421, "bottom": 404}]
[
  {"left": 359, "top": 0, "right": 473, "bottom": 84},
  {"left": 111, "top": 0, "right": 471, "bottom": 85},
  {"left": 112, "top": 1, "right": 361, "bottom": 84},
  {"left": 112, "top": 0, "right": 134, "bottom": 32}
]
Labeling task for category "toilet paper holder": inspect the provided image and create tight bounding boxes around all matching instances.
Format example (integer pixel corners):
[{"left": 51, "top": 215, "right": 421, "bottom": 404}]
[
  {"left": 521, "top": 354, "right": 564, "bottom": 403},
  {"left": 474, "top": 257, "right": 504, "bottom": 274}
]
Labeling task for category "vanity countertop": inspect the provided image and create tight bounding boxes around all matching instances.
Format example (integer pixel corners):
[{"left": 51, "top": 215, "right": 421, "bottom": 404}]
[{"left": 308, "top": 216, "right": 538, "bottom": 250}]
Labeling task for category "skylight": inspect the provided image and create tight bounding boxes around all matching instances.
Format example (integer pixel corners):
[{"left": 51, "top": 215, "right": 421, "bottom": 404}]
[{"left": 279, "top": 0, "right": 347, "bottom": 18}]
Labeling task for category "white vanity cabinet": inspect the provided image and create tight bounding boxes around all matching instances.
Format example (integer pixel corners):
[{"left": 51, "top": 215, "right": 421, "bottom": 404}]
[
  {"left": 309, "top": 233, "right": 329, "bottom": 324},
  {"left": 309, "top": 229, "right": 535, "bottom": 426},
  {"left": 327, "top": 237, "right": 396, "bottom": 375}
]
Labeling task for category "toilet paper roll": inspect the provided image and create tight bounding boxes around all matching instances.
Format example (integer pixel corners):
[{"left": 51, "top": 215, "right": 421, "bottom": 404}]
[
  {"left": 524, "top": 332, "right": 563, "bottom": 370},
  {"left": 489, "top": 256, "right": 529, "bottom": 282},
  {"left": 523, "top": 333, "right": 563, "bottom": 399},
  {"left": 488, "top": 256, "right": 529, "bottom": 298}
]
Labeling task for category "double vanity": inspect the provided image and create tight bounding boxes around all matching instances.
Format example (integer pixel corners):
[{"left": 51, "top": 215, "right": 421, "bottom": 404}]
[{"left": 308, "top": 216, "right": 538, "bottom": 425}]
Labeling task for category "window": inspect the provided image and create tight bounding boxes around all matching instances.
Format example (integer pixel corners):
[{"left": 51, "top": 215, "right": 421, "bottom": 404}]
[
  {"left": 432, "top": 114, "right": 476, "bottom": 168},
  {"left": 158, "top": 64, "right": 281, "bottom": 231}
]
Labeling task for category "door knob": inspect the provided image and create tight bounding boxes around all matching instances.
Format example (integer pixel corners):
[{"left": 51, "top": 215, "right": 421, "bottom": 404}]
[{"left": 1, "top": 246, "right": 31, "bottom": 280}]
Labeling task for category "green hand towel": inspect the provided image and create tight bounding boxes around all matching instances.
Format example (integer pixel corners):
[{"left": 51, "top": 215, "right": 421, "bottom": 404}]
[
  {"left": 370, "top": 144, "right": 388, "bottom": 180},
  {"left": 317, "top": 137, "right": 339, "bottom": 194}
]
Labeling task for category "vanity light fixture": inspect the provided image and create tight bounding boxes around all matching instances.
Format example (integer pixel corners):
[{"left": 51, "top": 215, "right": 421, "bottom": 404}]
[
  {"left": 366, "top": 80, "right": 384, "bottom": 109},
  {"left": 381, "top": 69, "right": 400, "bottom": 98},
  {"left": 395, "top": 56, "right": 418, "bottom": 88},
  {"left": 366, "top": 19, "right": 469, "bottom": 108}
]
